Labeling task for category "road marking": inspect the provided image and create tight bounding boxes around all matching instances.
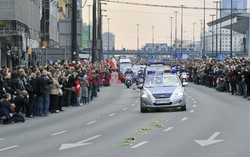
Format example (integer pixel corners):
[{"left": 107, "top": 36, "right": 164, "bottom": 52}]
[
  {"left": 138, "top": 98, "right": 140, "bottom": 99},
  {"left": 0, "top": 145, "right": 18, "bottom": 152},
  {"left": 190, "top": 110, "right": 194, "bottom": 113},
  {"left": 51, "top": 131, "right": 67, "bottom": 136},
  {"left": 108, "top": 113, "right": 117, "bottom": 117},
  {"left": 135, "top": 101, "right": 138, "bottom": 103},
  {"left": 0, "top": 138, "right": 5, "bottom": 141},
  {"left": 195, "top": 132, "right": 224, "bottom": 147},
  {"left": 131, "top": 141, "right": 148, "bottom": 149},
  {"left": 193, "top": 101, "right": 197, "bottom": 104},
  {"left": 193, "top": 105, "right": 197, "bottom": 108},
  {"left": 131, "top": 104, "right": 135, "bottom": 106},
  {"left": 181, "top": 117, "right": 188, "bottom": 121},
  {"left": 191, "top": 98, "right": 195, "bottom": 101},
  {"left": 123, "top": 108, "right": 128, "bottom": 111},
  {"left": 163, "top": 127, "right": 174, "bottom": 132},
  {"left": 59, "top": 135, "right": 101, "bottom": 151},
  {"left": 189, "top": 96, "right": 192, "bottom": 98},
  {"left": 86, "top": 121, "right": 97, "bottom": 125}
]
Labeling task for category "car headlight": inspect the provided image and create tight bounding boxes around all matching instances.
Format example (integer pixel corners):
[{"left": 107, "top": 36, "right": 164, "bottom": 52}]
[
  {"left": 141, "top": 91, "right": 149, "bottom": 98},
  {"left": 175, "top": 91, "right": 184, "bottom": 97}
]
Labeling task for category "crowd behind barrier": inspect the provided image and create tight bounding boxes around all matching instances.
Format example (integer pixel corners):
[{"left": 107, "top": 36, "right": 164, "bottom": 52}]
[
  {"left": 0, "top": 60, "right": 113, "bottom": 124},
  {"left": 168, "top": 58, "right": 250, "bottom": 97}
]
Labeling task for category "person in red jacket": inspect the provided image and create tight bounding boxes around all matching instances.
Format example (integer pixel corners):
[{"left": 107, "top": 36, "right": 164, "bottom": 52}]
[{"left": 75, "top": 76, "right": 81, "bottom": 106}]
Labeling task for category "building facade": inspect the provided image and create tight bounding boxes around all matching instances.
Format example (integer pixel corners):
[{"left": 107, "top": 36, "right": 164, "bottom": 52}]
[
  {"left": 103, "top": 32, "right": 115, "bottom": 51},
  {"left": 0, "top": 0, "right": 41, "bottom": 67}
]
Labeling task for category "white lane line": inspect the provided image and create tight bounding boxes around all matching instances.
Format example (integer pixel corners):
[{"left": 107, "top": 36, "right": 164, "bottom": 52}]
[
  {"left": 193, "top": 105, "right": 197, "bottom": 108},
  {"left": 123, "top": 108, "right": 128, "bottom": 111},
  {"left": 191, "top": 98, "right": 195, "bottom": 101},
  {"left": 138, "top": 98, "right": 140, "bottom": 100},
  {"left": 108, "top": 113, "right": 117, "bottom": 117},
  {"left": 189, "top": 96, "right": 192, "bottom": 98},
  {"left": 190, "top": 110, "right": 195, "bottom": 113},
  {"left": 135, "top": 101, "right": 139, "bottom": 103},
  {"left": 181, "top": 117, "right": 188, "bottom": 121},
  {"left": 0, "top": 145, "right": 18, "bottom": 152},
  {"left": 163, "top": 127, "right": 174, "bottom": 132},
  {"left": 131, "top": 104, "right": 135, "bottom": 106},
  {"left": 0, "top": 138, "right": 5, "bottom": 141},
  {"left": 193, "top": 101, "right": 197, "bottom": 104},
  {"left": 51, "top": 131, "right": 67, "bottom": 136},
  {"left": 131, "top": 141, "right": 148, "bottom": 149},
  {"left": 86, "top": 121, "right": 97, "bottom": 125}
]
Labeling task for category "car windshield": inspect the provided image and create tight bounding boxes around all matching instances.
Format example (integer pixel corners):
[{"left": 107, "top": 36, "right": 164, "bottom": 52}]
[{"left": 144, "top": 75, "right": 181, "bottom": 88}]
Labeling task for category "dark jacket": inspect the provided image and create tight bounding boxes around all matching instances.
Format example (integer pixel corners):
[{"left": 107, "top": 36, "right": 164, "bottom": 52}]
[
  {"left": 13, "top": 96, "right": 29, "bottom": 113},
  {"left": 36, "top": 75, "right": 53, "bottom": 96},
  {"left": 0, "top": 100, "right": 12, "bottom": 119}
]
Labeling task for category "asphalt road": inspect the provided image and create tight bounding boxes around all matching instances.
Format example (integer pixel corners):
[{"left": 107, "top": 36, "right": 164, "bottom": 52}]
[{"left": 1, "top": 83, "right": 250, "bottom": 157}]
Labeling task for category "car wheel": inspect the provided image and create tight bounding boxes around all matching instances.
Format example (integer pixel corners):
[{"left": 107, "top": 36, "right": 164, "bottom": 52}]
[
  {"left": 140, "top": 106, "right": 147, "bottom": 113},
  {"left": 181, "top": 104, "right": 186, "bottom": 111}
]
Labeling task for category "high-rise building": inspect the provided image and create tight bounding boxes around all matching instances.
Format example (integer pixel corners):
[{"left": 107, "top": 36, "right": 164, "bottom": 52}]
[
  {"left": 221, "top": 0, "right": 247, "bottom": 17},
  {"left": 103, "top": 32, "right": 115, "bottom": 51}
]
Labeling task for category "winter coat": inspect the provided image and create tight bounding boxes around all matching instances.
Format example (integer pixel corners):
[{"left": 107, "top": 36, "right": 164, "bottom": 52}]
[
  {"left": 36, "top": 75, "right": 53, "bottom": 96},
  {"left": 50, "top": 77, "right": 62, "bottom": 95}
]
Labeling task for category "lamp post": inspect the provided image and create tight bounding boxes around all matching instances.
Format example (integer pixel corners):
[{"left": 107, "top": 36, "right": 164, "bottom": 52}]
[
  {"left": 152, "top": 26, "right": 155, "bottom": 51},
  {"left": 200, "top": 20, "right": 203, "bottom": 56},
  {"left": 203, "top": 0, "right": 206, "bottom": 59},
  {"left": 137, "top": 24, "right": 140, "bottom": 50},
  {"left": 180, "top": 5, "right": 184, "bottom": 59},
  {"left": 170, "top": 17, "right": 173, "bottom": 59},
  {"left": 210, "top": 14, "right": 215, "bottom": 58},
  {"left": 214, "top": 1, "right": 220, "bottom": 58},
  {"left": 174, "top": 11, "right": 178, "bottom": 59},
  {"left": 193, "top": 22, "right": 196, "bottom": 48},
  {"left": 230, "top": 0, "right": 233, "bottom": 58},
  {"left": 107, "top": 18, "right": 110, "bottom": 53}
]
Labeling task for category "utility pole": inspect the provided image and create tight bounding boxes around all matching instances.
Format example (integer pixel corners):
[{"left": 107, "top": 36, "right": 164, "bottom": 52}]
[
  {"left": 71, "top": 0, "right": 78, "bottom": 61},
  {"left": 214, "top": 1, "right": 220, "bottom": 58},
  {"left": 87, "top": 5, "right": 91, "bottom": 56},
  {"left": 203, "top": 0, "right": 206, "bottom": 59},
  {"left": 170, "top": 17, "right": 173, "bottom": 59},
  {"left": 137, "top": 24, "right": 140, "bottom": 50},
  {"left": 230, "top": 0, "right": 233, "bottom": 58},
  {"left": 210, "top": 14, "right": 215, "bottom": 58},
  {"left": 180, "top": 5, "right": 184, "bottom": 59},
  {"left": 193, "top": 23, "right": 196, "bottom": 48},
  {"left": 174, "top": 11, "right": 178, "bottom": 60},
  {"left": 107, "top": 18, "right": 110, "bottom": 53},
  {"left": 92, "top": 0, "right": 97, "bottom": 63}
]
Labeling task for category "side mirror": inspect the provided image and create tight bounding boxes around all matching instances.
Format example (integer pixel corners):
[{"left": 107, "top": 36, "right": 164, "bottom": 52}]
[{"left": 182, "top": 82, "right": 188, "bottom": 87}]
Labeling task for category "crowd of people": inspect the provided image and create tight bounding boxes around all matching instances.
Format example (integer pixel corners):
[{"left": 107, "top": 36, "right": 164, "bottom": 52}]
[
  {"left": 0, "top": 60, "right": 113, "bottom": 124},
  {"left": 170, "top": 58, "right": 250, "bottom": 98}
]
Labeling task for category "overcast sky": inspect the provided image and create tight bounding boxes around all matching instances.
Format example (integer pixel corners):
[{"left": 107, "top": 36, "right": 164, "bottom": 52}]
[{"left": 83, "top": 0, "right": 216, "bottom": 49}]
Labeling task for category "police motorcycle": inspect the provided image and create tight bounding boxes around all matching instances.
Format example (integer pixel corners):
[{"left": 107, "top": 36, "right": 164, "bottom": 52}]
[
  {"left": 124, "top": 68, "right": 135, "bottom": 88},
  {"left": 136, "top": 69, "right": 144, "bottom": 89}
]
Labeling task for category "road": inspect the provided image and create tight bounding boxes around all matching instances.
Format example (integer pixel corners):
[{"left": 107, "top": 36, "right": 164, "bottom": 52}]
[{"left": 1, "top": 83, "right": 250, "bottom": 157}]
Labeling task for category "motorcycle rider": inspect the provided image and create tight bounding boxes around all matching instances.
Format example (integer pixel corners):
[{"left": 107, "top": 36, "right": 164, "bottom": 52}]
[{"left": 124, "top": 68, "right": 136, "bottom": 89}]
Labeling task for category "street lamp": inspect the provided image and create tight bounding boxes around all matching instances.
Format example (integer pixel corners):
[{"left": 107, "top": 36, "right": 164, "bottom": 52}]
[
  {"left": 87, "top": 5, "right": 92, "bottom": 54},
  {"left": 203, "top": 0, "right": 206, "bottom": 59},
  {"left": 214, "top": 1, "right": 220, "bottom": 58},
  {"left": 180, "top": 5, "right": 184, "bottom": 59},
  {"left": 170, "top": 17, "right": 173, "bottom": 59},
  {"left": 107, "top": 18, "right": 110, "bottom": 53},
  {"left": 174, "top": 11, "right": 178, "bottom": 59},
  {"left": 193, "top": 22, "right": 196, "bottom": 48},
  {"left": 210, "top": 14, "right": 215, "bottom": 58},
  {"left": 137, "top": 24, "right": 140, "bottom": 50},
  {"left": 152, "top": 26, "right": 155, "bottom": 51},
  {"left": 230, "top": 0, "right": 233, "bottom": 58}
]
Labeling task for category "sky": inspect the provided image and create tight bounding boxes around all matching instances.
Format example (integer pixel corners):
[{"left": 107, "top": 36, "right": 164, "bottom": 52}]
[{"left": 82, "top": 0, "right": 216, "bottom": 50}]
